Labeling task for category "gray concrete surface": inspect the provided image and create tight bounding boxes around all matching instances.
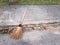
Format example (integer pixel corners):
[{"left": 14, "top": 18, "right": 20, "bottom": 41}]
[
  {"left": 0, "top": 5, "right": 60, "bottom": 25},
  {"left": 0, "top": 5, "right": 60, "bottom": 45},
  {"left": 0, "top": 30, "right": 60, "bottom": 45}
]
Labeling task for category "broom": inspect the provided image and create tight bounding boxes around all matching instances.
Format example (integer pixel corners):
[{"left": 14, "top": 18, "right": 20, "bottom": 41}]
[{"left": 10, "top": 8, "right": 27, "bottom": 40}]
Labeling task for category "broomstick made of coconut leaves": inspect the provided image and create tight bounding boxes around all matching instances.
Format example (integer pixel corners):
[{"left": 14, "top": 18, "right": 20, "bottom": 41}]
[{"left": 10, "top": 8, "right": 28, "bottom": 40}]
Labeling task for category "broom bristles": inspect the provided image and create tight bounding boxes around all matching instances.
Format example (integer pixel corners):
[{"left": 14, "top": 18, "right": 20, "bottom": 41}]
[{"left": 10, "top": 26, "right": 23, "bottom": 40}]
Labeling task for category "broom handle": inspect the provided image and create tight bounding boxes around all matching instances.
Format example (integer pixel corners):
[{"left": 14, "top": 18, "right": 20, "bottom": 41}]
[{"left": 20, "top": 8, "right": 27, "bottom": 25}]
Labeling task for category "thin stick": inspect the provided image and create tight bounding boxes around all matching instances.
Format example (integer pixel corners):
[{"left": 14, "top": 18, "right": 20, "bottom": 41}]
[{"left": 20, "top": 8, "right": 27, "bottom": 24}]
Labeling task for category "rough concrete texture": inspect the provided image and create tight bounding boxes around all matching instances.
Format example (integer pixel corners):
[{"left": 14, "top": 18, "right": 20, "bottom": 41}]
[
  {"left": 0, "top": 30, "right": 60, "bottom": 45},
  {"left": 0, "top": 5, "right": 60, "bottom": 25},
  {"left": 0, "top": 5, "right": 60, "bottom": 45}
]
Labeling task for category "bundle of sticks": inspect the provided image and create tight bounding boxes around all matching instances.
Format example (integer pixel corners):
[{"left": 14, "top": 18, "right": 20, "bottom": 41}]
[
  {"left": 10, "top": 24, "right": 23, "bottom": 40},
  {"left": 10, "top": 8, "right": 27, "bottom": 40}
]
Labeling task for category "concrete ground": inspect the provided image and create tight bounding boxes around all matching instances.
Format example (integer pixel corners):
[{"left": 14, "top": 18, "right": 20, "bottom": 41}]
[
  {"left": 0, "top": 5, "right": 60, "bottom": 25},
  {"left": 0, "top": 5, "right": 60, "bottom": 45},
  {"left": 0, "top": 29, "right": 60, "bottom": 45}
]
